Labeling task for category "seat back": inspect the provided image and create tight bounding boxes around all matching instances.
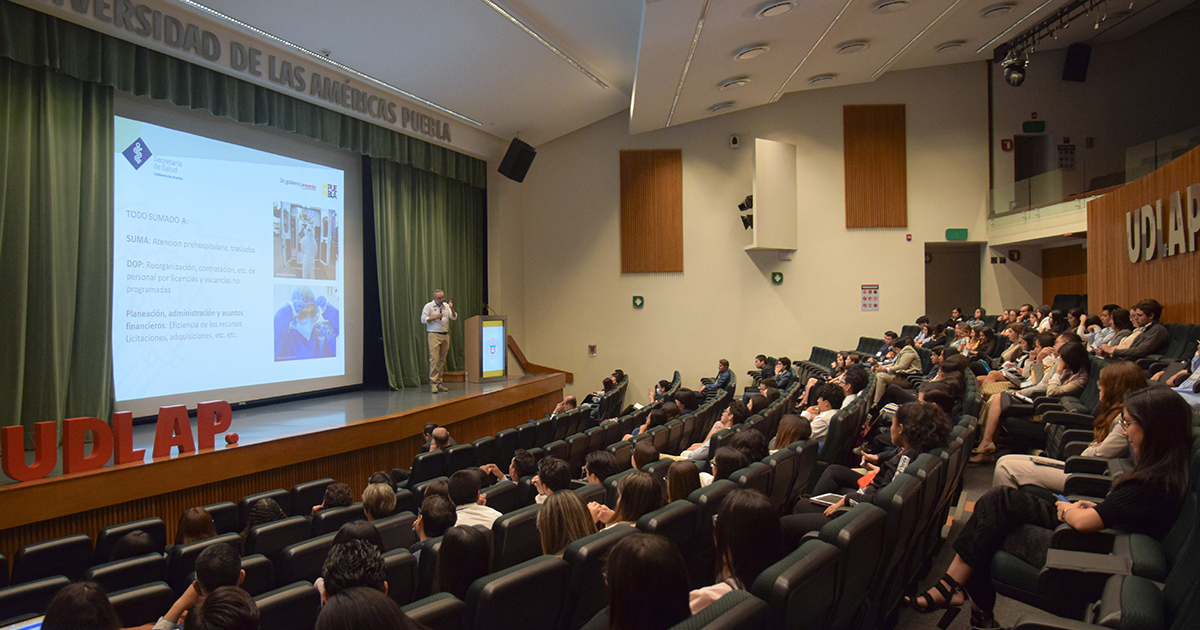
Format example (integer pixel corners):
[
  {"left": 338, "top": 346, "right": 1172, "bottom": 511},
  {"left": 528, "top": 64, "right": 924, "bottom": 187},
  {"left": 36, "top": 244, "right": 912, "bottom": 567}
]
[
  {"left": 446, "top": 444, "right": 477, "bottom": 475},
  {"left": 561, "top": 524, "right": 638, "bottom": 630},
  {"left": 275, "top": 533, "right": 336, "bottom": 585},
  {"left": 637, "top": 501, "right": 698, "bottom": 557},
  {"left": 572, "top": 483, "right": 606, "bottom": 506},
  {"left": 764, "top": 448, "right": 799, "bottom": 511},
  {"left": 535, "top": 417, "right": 556, "bottom": 447},
  {"left": 492, "top": 504, "right": 544, "bottom": 571},
  {"left": 394, "top": 488, "right": 417, "bottom": 515},
  {"left": 402, "top": 593, "right": 468, "bottom": 630},
  {"left": 665, "top": 420, "right": 685, "bottom": 454},
  {"left": 709, "top": 428, "right": 737, "bottom": 455},
  {"left": 566, "top": 433, "right": 590, "bottom": 477},
  {"left": 652, "top": 425, "right": 672, "bottom": 453},
  {"left": 289, "top": 478, "right": 334, "bottom": 517},
  {"left": 383, "top": 548, "right": 419, "bottom": 606},
  {"left": 376, "top": 511, "right": 418, "bottom": 552},
  {"left": 517, "top": 422, "right": 538, "bottom": 450},
  {"left": 94, "top": 518, "right": 167, "bottom": 564},
  {"left": 643, "top": 457, "right": 673, "bottom": 488},
  {"left": 603, "top": 469, "right": 635, "bottom": 508},
  {"left": 240, "top": 554, "right": 275, "bottom": 597},
  {"left": 681, "top": 415, "right": 699, "bottom": 450},
  {"left": 791, "top": 440, "right": 820, "bottom": 497},
  {"left": 818, "top": 408, "right": 858, "bottom": 466},
  {"left": 311, "top": 503, "right": 366, "bottom": 537},
  {"left": 872, "top": 473, "right": 924, "bottom": 623},
  {"left": 415, "top": 537, "right": 443, "bottom": 600},
  {"left": 607, "top": 441, "right": 634, "bottom": 473},
  {"left": 820, "top": 503, "right": 888, "bottom": 630},
  {"left": 465, "top": 556, "right": 570, "bottom": 630},
  {"left": 239, "top": 489, "right": 291, "bottom": 527},
  {"left": 408, "top": 450, "right": 448, "bottom": 487},
  {"left": 584, "top": 427, "right": 606, "bottom": 459},
  {"left": 108, "top": 581, "right": 175, "bottom": 627},
  {"left": 254, "top": 581, "right": 321, "bottom": 630},
  {"left": 731, "top": 462, "right": 772, "bottom": 498},
  {"left": 546, "top": 439, "right": 570, "bottom": 463},
  {"left": 202, "top": 501, "right": 240, "bottom": 535},
  {"left": 167, "top": 533, "right": 245, "bottom": 593},
  {"left": 667, "top": 589, "right": 768, "bottom": 630},
  {"left": 482, "top": 480, "right": 523, "bottom": 514},
  {"left": 0, "top": 575, "right": 70, "bottom": 622},
  {"left": 473, "top": 436, "right": 497, "bottom": 468},
  {"left": 246, "top": 516, "right": 310, "bottom": 563},
  {"left": 751, "top": 539, "right": 841, "bottom": 630},
  {"left": 687, "top": 480, "right": 737, "bottom": 584},
  {"left": 10, "top": 534, "right": 93, "bottom": 584},
  {"left": 85, "top": 553, "right": 168, "bottom": 594},
  {"left": 494, "top": 429, "right": 519, "bottom": 470}
]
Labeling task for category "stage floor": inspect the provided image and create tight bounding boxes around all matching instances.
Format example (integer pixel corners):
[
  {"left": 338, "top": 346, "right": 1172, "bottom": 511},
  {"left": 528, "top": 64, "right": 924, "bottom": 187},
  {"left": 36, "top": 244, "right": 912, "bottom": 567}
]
[{"left": 1, "top": 375, "right": 553, "bottom": 486}]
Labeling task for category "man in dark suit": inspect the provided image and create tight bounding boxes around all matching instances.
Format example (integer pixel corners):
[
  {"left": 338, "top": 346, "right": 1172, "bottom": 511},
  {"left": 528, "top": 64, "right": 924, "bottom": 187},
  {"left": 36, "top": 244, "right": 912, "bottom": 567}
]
[{"left": 701, "top": 359, "right": 731, "bottom": 396}]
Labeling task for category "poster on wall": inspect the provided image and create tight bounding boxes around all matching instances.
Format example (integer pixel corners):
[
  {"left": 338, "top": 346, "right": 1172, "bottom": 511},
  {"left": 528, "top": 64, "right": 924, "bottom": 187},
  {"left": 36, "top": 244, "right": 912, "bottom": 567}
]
[{"left": 861, "top": 285, "right": 880, "bottom": 311}]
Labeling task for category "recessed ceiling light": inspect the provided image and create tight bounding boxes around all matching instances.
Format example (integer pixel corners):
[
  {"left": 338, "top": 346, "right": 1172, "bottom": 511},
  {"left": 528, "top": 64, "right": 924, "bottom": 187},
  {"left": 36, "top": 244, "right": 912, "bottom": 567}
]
[
  {"left": 872, "top": 0, "right": 910, "bottom": 14},
  {"left": 719, "top": 77, "right": 751, "bottom": 90},
  {"left": 708, "top": 101, "right": 735, "bottom": 113},
  {"left": 836, "top": 40, "right": 870, "bottom": 54},
  {"left": 733, "top": 44, "right": 771, "bottom": 60},
  {"left": 981, "top": 3, "right": 1017, "bottom": 19},
  {"left": 935, "top": 40, "right": 966, "bottom": 52},
  {"left": 756, "top": 1, "right": 797, "bottom": 18},
  {"left": 808, "top": 74, "right": 837, "bottom": 84}
]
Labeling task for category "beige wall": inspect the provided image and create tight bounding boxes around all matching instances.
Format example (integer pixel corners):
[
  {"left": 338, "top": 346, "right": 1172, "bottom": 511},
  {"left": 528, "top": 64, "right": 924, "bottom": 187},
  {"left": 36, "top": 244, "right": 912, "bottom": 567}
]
[{"left": 490, "top": 62, "right": 1000, "bottom": 403}]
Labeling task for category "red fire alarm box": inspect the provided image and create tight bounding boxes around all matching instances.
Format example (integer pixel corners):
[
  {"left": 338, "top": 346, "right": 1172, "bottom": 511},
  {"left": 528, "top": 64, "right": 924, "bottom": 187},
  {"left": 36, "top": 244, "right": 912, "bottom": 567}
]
[{"left": 1001, "top": 139, "right": 1013, "bottom": 152}]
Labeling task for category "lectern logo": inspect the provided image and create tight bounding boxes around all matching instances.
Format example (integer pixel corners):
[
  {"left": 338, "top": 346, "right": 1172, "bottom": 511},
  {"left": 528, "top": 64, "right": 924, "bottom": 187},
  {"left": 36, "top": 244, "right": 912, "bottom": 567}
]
[
  {"left": 488, "top": 341, "right": 498, "bottom": 356},
  {"left": 122, "top": 138, "right": 153, "bottom": 170}
]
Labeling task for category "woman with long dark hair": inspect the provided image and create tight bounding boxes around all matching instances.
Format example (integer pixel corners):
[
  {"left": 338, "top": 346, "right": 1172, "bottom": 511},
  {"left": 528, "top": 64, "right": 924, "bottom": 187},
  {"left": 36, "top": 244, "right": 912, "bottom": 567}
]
[
  {"left": 690, "top": 489, "right": 783, "bottom": 613},
  {"left": 435, "top": 526, "right": 490, "bottom": 600},
  {"left": 908, "top": 387, "right": 1192, "bottom": 629},
  {"left": 582, "top": 533, "right": 691, "bottom": 630}
]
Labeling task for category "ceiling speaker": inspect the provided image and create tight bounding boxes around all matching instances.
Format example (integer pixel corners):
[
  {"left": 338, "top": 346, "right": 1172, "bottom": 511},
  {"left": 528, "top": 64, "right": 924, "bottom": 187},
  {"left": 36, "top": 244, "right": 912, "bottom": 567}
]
[
  {"left": 1062, "top": 43, "right": 1091, "bottom": 83},
  {"left": 498, "top": 138, "right": 536, "bottom": 183}
]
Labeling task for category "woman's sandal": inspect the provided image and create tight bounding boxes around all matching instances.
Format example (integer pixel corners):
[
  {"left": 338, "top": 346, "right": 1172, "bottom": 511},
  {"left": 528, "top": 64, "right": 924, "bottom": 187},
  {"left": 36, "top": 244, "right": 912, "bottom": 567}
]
[
  {"left": 906, "top": 575, "right": 968, "bottom": 629},
  {"left": 971, "top": 443, "right": 996, "bottom": 455},
  {"left": 970, "top": 607, "right": 1000, "bottom": 629}
]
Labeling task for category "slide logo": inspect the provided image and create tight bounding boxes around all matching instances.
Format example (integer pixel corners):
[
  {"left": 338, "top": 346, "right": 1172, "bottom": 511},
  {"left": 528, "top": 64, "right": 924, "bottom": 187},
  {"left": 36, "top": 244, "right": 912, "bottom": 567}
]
[
  {"left": 488, "top": 340, "right": 498, "bottom": 356},
  {"left": 122, "top": 138, "right": 153, "bottom": 170},
  {"left": 323, "top": 183, "right": 338, "bottom": 199}
]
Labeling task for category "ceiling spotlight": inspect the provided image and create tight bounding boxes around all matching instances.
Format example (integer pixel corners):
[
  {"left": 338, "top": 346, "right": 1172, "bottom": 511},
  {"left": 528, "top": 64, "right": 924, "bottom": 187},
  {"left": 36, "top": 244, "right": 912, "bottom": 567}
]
[
  {"left": 836, "top": 40, "right": 870, "bottom": 54},
  {"left": 871, "top": 0, "right": 911, "bottom": 14},
  {"left": 1002, "top": 52, "right": 1026, "bottom": 87},
  {"left": 935, "top": 40, "right": 966, "bottom": 52},
  {"left": 808, "top": 73, "right": 837, "bottom": 84},
  {"left": 738, "top": 195, "right": 754, "bottom": 212},
  {"left": 719, "top": 77, "right": 751, "bottom": 90},
  {"left": 981, "top": 3, "right": 1017, "bottom": 18},
  {"left": 733, "top": 44, "right": 771, "bottom": 60},
  {"left": 709, "top": 101, "right": 735, "bottom": 113},
  {"left": 741, "top": 214, "right": 754, "bottom": 230},
  {"left": 755, "top": 1, "right": 797, "bottom": 18}
]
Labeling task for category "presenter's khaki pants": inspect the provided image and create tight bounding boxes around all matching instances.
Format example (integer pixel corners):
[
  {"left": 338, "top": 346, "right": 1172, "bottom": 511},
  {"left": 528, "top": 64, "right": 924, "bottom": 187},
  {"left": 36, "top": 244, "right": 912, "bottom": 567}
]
[{"left": 428, "top": 332, "right": 450, "bottom": 386}]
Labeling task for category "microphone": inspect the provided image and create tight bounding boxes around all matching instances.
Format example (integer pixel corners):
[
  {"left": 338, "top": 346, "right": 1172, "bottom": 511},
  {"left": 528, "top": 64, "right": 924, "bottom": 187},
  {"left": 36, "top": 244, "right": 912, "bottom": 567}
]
[{"left": 483, "top": 303, "right": 497, "bottom": 316}]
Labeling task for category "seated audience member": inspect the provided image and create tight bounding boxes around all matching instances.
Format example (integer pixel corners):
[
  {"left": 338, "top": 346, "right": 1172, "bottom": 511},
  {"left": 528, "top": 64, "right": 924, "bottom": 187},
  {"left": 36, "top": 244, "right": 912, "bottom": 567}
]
[
  {"left": 1097, "top": 299, "right": 1169, "bottom": 359},
  {"left": 840, "top": 365, "right": 869, "bottom": 407},
  {"left": 907, "top": 388, "right": 1191, "bottom": 630},
  {"left": 582, "top": 533, "right": 691, "bottom": 630},
  {"left": 368, "top": 471, "right": 395, "bottom": 491},
  {"left": 480, "top": 448, "right": 538, "bottom": 483},
  {"left": 991, "top": 310, "right": 1010, "bottom": 335},
  {"left": 996, "top": 323, "right": 1027, "bottom": 364},
  {"left": 176, "top": 507, "right": 218, "bottom": 545},
  {"left": 968, "top": 328, "right": 998, "bottom": 364},
  {"left": 627, "top": 409, "right": 668, "bottom": 439},
  {"left": 669, "top": 388, "right": 699, "bottom": 413},
  {"left": 1160, "top": 348, "right": 1200, "bottom": 411},
  {"left": 966, "top": 307, "right": 987, "bottom": 328},
  {"left": 538, "top": 491, "right": 597, "bottom": 556},
  {"left": 872, "top": 337, "right": 922, "bottom": 405},
  {"left": 747, "top": 393, "right": 770, "bottom": 414},
  {"left": 1067, "top": 307, "right": 1085, "bottom": 335},
  {"left": 316, "top": 587, "right": 425, "bottom": 630},
  {"left": 1046, "top": 309, "right": 1069, "bottom": 334},
  {"left": 180, "top": 586, "right": 258, "bottom": 630},
  {"left": 690, "top": 490, "right": 783, "bottom": 614},
  {"left": 551, "top": 394, "right": 579, "bottom": 417},
  {"left": 583, "top": 375, "right": 618, "bottom": 405},
  {"left": 582, "top": 450, "right": 617, "bottom": 486},
  {"left": 419, "top": 423, "right": 457, "bottom": 453},
  {"left": 977, "top": 332, "right": 1039, "bottom": 394},
  {"left": 948, "top": 322, "right": 972, "bottom": 352},
  {"left": 448, "top": 470, "right": 502, "bottom": 528},
  {"left": 423, "top": 479, "right": 450, "bottom": 500},
  {"left": 802, "top": 383, "right": 845, "bottom": 442},
  {"left": 925, "top": 323, "right": 949, "bottom": 349},
  {"left": 632, "top": 441, "right": 659, "bottom": 471},
  {"left": 333, "top": 521, "right": 384, "bottom": 552},
  {"left": 769, "top": 415, "right": 812, "bottom": 452},
  {"left": 1034, "top": 304, "right": 1052, "bottom": 331},
  {"left": 754, "top": 354, "right": 775, "bottom": 382},
  {"left": 773, "top": 357, "right": 794, "bottom": 390},
  {"left": 914, "top": 316, "right": 932, "bottom": 346},
  {"left": 313, "top": 482, "right": 353, "bottom": 516},
  {"left": 681, "top": 400, "right": 750, "bottom": 460},
  {"left": 322, "top": 540, "right": 388, "bottom": 602},
  {"left": 783, "top": 402, "right": 950, "bottom": 546},
  {"left": 533, "top": 456, "right": 572, "bottom": 503},
  {"left": 872, "top": 331, "right": 899, "bottom": 365},
  {"left": 436, "top": 525, "right": 491, "bottom": 600},
  {"left": 155, "top": 543, "right": 245, "bottom": 629},
  {"left": 111, "top": 529, "right": 155, "bottom": 562},
  {"left": 762, "top": 386, "right": 781, "bottom": 404},
  {"left": 994, "top": 361, "right": 1146, "bottom": 492},
  {"left": 727, "top": 428, "right": 768, "bottom": 463},
  {"left": 362, "top": 483, "right": 397, "bottom": 521},
  {"left": 700, "top": 359, "right": 732, "bottom": 396},
  {"left": 649, "top": 380, "right": 671, "bottom": 403},
  {"left": 1086, "top": 304, "right": 1121, "bottom": 350},
  {"left": 241, "top": 498, "right": 287, "bottom": 538},
  {"left": 42, "top": 582, "right": 121, "bottom": 630},
  {"left": 587, "top": 471, "right": 664, "bottom": 529},
  {"left": 661, "top": 401, "right": 683, "bottom": 421},
  {"left": 667, "top": 460, "right": 702, "bottom": 502},
  {"left": 710, "top": 447, "right": 750, "bottom": 482},
  {"left": 412, "top": 495, "right": 456, "bottom": 559},
  {"left": 945, "top": 307, "right": 965, "bottom": 328}
]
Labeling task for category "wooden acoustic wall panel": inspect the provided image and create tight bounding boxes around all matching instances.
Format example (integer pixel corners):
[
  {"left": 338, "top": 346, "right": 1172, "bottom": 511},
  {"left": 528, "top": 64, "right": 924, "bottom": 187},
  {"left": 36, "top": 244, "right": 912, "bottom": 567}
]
[
  {"left": 620, "top": 150, "right": 683, "bottom": 273},
  {"left": 1042, "top": 244, "right": 1089, "bottom": 306},
  {"left": 1087, "top": 144, "right": 1200, "bottom": 323},
  {"left": 843, "top": 105, "right": 908, "bottom": 228}
]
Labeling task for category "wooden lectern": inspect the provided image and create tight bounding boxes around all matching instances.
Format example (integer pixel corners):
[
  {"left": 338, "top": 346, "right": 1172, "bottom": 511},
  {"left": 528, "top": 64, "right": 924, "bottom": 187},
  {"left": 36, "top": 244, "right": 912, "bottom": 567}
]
[{"left": 464, "top": 315, "right": 508, "bottom": 383}]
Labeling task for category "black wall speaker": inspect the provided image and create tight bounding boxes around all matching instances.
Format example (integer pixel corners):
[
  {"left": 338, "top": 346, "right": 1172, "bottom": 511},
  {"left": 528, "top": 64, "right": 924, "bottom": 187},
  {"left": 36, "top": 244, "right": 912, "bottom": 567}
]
[
  {"left": 1062, "top": 43, "right": 1091, "bottom": 82},
  {"left": 498, "top": 138, "right": 536, "bottom": 183}
]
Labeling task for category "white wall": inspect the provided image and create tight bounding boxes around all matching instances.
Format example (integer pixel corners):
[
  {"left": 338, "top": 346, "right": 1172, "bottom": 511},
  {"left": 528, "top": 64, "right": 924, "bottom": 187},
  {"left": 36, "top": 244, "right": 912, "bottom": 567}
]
[{"left": 492, "top": 61, "right": 993, "bottom": 403}]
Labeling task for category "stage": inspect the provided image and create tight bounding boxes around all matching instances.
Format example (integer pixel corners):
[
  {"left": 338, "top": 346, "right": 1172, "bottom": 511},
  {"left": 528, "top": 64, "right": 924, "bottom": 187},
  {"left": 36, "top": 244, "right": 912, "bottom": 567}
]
[{"left": 0, "top": 373, "right": 565, "bottom": 559}]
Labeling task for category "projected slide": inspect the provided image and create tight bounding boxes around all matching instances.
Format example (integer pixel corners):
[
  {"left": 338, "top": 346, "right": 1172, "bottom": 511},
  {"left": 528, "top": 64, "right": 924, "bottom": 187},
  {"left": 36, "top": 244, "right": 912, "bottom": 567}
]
[{"left": 113, "top": 116, "right": 345, "bottom": 403}]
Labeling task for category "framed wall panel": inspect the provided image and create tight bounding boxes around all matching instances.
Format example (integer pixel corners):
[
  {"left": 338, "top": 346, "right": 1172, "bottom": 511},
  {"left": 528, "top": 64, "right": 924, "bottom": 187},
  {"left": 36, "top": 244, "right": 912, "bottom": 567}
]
[
  {"left": 620, "top": 150, "right": 683, "bottom": 273},
  {"left": 844, "top": 105, "right": 908, "bottom": 228}
]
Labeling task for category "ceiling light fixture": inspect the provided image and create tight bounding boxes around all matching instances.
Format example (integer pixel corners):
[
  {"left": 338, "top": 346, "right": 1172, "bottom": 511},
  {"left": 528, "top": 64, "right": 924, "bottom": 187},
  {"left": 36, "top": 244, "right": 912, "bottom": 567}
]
[
  {"left": 872, "top": 0, "right": 911, "bottom": 14},
  {"left": 479, "top": 0, "right": 609, "bottom": 89},
  {"left": 771, "top": 0, "right": 854, "bottom": 101},
  {"left": 719, "top": 77, "right": 751, "bottom": 90},
  {"left": 981, "top": 2, "right": 1018, "bottom": 18},
  {"left": 709, "top": 101, "right": 735, "bottom": 112},
  {"left": 975, "top": 0, "right": 1056, "bottom": 53},
  {"left": 175, "top": 0, "right": 482, "bottom": 126},
  {"left": 808, "top": 74, "right": 838, "bottom": 84},
  {"left": 935, "top": 40, "right": 966, "bottom": 52},
  {"left": 733, "top": 44, "right": 771, "bottom": 60},
  {"left": 836, "top": 40, "right": 870, "bottom": 54},
  {"left": 756, "top": 1, "right": 797, "bottom": 18},
  {"left": 872, "top": 0, "right": 964, "bottom": 78},
  {"left": 667, "top": 0, "right": 715, "bottom": 127},
  {"left": 1002, "top": 52, "right": 1027, "bottom": 86}
]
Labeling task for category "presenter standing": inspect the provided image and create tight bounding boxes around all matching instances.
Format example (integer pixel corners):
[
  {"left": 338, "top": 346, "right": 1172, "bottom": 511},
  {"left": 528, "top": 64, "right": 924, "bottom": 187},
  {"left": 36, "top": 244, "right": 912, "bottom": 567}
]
[{"left": 421, "top": 290, "right": 456, "bottom": 393}]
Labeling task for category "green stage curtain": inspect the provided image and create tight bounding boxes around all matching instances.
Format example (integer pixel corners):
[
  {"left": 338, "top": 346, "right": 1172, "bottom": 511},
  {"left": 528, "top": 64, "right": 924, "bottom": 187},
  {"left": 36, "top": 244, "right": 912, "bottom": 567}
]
[
  {"left": 0, "top": 0, "right": 487, "bottom": 189},
  {"left": 0, "top": 57, "right": 115, "bottom": 446},
  {"left": 372, "top": 158, "right": 486, "bottom": 389}
]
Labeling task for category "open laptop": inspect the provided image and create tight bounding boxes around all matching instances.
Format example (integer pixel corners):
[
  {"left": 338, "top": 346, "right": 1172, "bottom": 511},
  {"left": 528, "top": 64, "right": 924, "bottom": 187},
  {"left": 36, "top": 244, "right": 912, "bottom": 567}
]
[{"left": 0, "top": 617, "right": 44, "bottom": 630}]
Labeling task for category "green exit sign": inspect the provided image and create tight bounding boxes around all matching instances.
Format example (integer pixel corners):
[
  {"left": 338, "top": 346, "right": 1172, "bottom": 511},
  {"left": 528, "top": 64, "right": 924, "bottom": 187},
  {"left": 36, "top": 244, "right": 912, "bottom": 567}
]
[
  {"left": 945, "top": 228, "right": 969, "bottom": 241},
  {"left": 1022, "top": 121, "right": 1046, "bottom": 133}
]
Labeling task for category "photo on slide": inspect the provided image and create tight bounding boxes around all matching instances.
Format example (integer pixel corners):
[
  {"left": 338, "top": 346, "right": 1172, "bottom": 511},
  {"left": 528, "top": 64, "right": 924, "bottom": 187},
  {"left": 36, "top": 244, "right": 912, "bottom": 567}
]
[
  {"left": 273, "top": 284, "right": 341, "bottom": 361},
  {"left": 274, "top": 202, "right": 339, "bottom": 280}
]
